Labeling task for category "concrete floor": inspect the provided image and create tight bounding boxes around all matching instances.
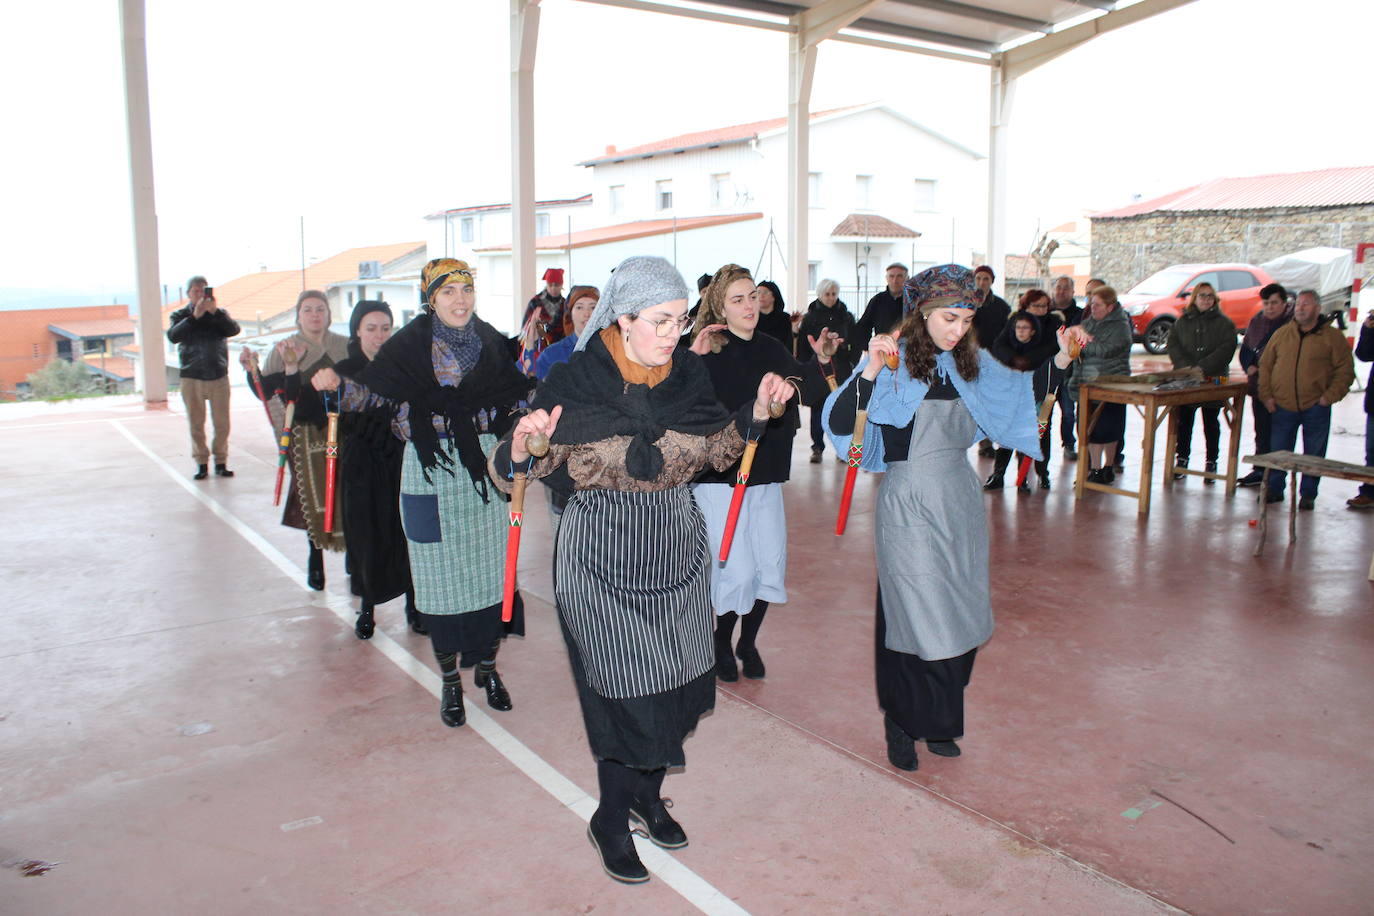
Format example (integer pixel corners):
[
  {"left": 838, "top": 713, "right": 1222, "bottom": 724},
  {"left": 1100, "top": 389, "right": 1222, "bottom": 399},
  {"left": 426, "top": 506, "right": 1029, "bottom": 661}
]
[{"left": 2, "top": 365, "right": 1371, "bottom": 915}]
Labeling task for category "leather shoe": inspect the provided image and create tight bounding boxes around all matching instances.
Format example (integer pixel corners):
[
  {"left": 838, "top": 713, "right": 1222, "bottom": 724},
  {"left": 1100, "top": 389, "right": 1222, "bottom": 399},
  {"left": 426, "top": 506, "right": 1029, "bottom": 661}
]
[
  {"left": 1238, "top": 469, "right": 1264, "bottom": 487},
  {"left": 439, "top": 682, "right": 466, "bottom": 727},
  {"left": 354, "top": 607, "right": 375, "bottom": 640},
  {"left": 809, "top": 447, "right": 823, "bottom": 464},
  {"left": 926, "top": 739, "right": 962, "bottom": 757},
  {"left": 588, "top": 817, "right": 649, "bottom": 884},
  {"left": 214, "top": 464, "right": 234, "bottom": 477},
  {"left": 473, "top": 665, "right": 512, "bottom": 711},
  {"left": 193, "top": 464, "right": 208, "bottom": 480},
  {"left": 1173, "top": 459, "right": 1187, "bottom": 480},
  {"left": 1264, "top": 491, "right": 1285, "bottom": 504},
  {"left": 884, "top": 715, "right": 918, "bottom": 771},
  {"left": 1204, "top": 460, "right": 1217, "bottom": 485},
  {"left": 982, "top": 474, "right": 1004, "bottom": 491},
  {"left": 1347, "top": 494, "right": 1374, "bottom": 510},
  {"left": 1038, "top": 473, "right": 1051, "bottom": 491},
  {"left": 629, "top": 798, "right": 688, "bottom": 849},
  {"left": 736, "top": 645, "right": 765, "bottom": 679},
  {"left": 1298, "top": 497, "right": 1315, "bottom": 511}
]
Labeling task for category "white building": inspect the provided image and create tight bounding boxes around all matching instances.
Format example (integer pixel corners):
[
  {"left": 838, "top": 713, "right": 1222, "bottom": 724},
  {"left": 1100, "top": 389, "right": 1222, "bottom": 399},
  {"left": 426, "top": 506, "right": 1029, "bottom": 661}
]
[{"left": 432, "top": 103, "right": 985, "bottom": 325}]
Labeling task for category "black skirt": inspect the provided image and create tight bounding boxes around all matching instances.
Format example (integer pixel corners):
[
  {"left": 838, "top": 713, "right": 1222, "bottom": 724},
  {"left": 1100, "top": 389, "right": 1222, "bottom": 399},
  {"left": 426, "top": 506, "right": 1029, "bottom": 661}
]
[
  {"left": 875, "top": 588, "right": 976, "bottom": 741},
  {"left": 1088, "top": 401, "right": 1126, "bottom": 444},
  {"left": 423, "top": 596, "right": 525, "bottom": 662},
  {"left": 560, "top": 612, "right": 715, "bottom": 769}
]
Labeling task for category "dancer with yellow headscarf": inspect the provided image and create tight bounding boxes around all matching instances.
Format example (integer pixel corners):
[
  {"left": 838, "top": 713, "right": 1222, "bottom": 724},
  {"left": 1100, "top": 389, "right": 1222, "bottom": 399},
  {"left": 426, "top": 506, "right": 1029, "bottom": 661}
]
[{"left": 313, "top": 259, "right": 533, "bottom": 728}]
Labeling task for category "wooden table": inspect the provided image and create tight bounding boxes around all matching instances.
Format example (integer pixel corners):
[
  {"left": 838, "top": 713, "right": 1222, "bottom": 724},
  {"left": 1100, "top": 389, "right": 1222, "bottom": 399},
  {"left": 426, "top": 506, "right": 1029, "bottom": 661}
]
[
  {"left": 1247, "top": 450, "right": 1374, "bottom": 579},
  {"left": 1075, "top": 377, "right": 1249, "bottom": 515}
]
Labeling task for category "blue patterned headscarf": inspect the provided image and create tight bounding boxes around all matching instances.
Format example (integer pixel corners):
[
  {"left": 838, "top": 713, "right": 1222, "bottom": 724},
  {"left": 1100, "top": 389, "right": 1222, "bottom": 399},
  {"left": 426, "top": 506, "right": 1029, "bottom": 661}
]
[{"left": 903, "top": 263, "right": 980, "bottom": 315}]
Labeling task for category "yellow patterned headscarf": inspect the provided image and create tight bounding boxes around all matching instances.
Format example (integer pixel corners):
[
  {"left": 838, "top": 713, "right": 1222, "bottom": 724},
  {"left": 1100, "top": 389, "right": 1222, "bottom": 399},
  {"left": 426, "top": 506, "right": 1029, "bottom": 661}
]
[{"left": 421, "top": 258, "right": 476, "bottom": 306}]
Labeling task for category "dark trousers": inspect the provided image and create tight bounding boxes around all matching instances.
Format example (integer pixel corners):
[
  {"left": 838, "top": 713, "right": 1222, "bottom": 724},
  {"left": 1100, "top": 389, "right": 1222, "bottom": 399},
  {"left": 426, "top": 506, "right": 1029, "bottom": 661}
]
[
  {"left": 1175, "top": 404, "right": 1221, "bottom": 464},
  {"left": 1266, "top": 404, "right": 1332, "bottom": 500},
  {"left": 1059, "top": 393, "right": 1076, "bottom": 449},
  {"left": 810, "top": 406, "right": 825, "bottom": 452},
  {"left": 1250, "top": 393, "right": 1273, "bottom": 454},
  {"left": 1363, "top": 413, "right": 1374, "bottom": 498}
]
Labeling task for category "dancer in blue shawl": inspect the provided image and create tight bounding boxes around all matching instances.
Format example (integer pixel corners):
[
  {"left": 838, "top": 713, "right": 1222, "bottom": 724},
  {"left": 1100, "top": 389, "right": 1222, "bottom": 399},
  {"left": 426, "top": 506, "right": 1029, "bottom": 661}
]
[{"left": 822, "top": 264, "right": 1039, "bottom": 772}]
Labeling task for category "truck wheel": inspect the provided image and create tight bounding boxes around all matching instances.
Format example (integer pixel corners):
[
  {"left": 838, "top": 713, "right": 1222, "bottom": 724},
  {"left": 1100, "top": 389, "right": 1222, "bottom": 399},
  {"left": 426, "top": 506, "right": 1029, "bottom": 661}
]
[{"left": 1143, "top": 319, "right": 1173, "bottom": 354}]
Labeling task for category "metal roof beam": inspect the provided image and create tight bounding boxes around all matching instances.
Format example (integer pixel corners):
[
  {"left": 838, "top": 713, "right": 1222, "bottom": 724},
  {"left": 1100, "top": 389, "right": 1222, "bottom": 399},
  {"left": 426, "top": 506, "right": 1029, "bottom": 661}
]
[
  {"left": 1002, "top": 0, "right": 1194, "bottom": 79},
  {"left": 887, "top": 0, "right": 1052, "bottom": 34},
  {"left": 577, "top": 0, "right": 793, "bottom": 31},
  {"left": 829, "top": 30, "right": 992, "bottom": 63},
  {"left": 848, "top": 15, "right": 999, "bottom": 52},
  {"left": 798, "top": 0, "right": 885, "bottom": 46}
]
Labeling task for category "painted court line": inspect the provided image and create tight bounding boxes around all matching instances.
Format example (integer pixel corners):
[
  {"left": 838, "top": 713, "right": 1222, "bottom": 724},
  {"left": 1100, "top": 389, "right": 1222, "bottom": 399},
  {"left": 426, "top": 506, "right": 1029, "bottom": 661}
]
[{"left": 109, "top": 419, "right": 750, "bottom": 916}]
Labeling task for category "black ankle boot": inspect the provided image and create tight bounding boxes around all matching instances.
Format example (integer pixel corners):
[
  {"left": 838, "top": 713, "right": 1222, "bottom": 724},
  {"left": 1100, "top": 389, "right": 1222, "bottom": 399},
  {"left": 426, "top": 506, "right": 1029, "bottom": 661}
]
[
  {"left": 983, "top": 473, "right": 1004, "bottom": 491},
  {"left": 629, "top": 797, "right": 687, "bottom": 849},
  {"left": 588, "top": 813, "right": 649, "bottom": 884},
  {"left": 714, "top": 612, "right": 739, "bottom": 682},
  {"left": 926, "top": 739, "right": 962, "bottom": 757},
  {"left": 307, "top": 545, "right": 324, "bottom": 591},
  {"left": 193, "top": 464, "right": 208, "bottom": 480},
  {"left": 354, "top": 603, "right": 375, "bottom": 640},
  {"left": 439, "top": 681, "right": 465, "bottom": 727},
  {"left": 736, "top": 645, "right": 765, "bottom": 679},
  {"left": 1038, "top": 471, "right": 1051, "bottom": 491},
  {"left": 473, "top": 664, "right": 512, "bottom": 711},
  {"left": 884, "top": 714, "right": 918, "bottom": 771},
  {"left": 214, "top": 463, "right": 234, "bottom": 477},
  {"left": 1204, "top": 460, "right": 1218, "bottom": 485}
]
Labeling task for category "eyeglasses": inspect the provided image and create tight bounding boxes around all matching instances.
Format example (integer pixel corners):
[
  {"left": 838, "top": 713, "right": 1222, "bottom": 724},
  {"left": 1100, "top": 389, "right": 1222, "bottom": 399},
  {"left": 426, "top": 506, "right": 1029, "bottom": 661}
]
[{"left": 639, "top": 314, "right": 692, "bottom": 337}]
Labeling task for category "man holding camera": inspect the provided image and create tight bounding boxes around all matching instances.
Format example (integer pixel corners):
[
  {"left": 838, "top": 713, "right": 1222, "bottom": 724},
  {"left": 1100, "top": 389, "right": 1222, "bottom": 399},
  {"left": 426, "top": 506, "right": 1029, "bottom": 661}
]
[{"left": 167, "top": 275, "right": 240, "bottom": 479}]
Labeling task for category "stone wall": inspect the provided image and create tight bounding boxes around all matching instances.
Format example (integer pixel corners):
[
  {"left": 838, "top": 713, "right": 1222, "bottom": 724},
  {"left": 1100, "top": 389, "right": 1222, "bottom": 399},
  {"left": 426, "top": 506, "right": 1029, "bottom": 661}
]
[{"left": 1089, "top": 204, "right": 1374, "bottom": 290}]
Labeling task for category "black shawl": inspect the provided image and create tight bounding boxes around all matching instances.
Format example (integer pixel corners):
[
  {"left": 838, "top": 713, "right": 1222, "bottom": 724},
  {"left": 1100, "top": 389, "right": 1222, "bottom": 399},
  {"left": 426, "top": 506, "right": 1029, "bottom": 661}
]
[
  {"left": 354, "top": 313, "right": 532, "bottom": 499},
  {"left": 532, "top": 332, "right": 732, "bottom": 481}
]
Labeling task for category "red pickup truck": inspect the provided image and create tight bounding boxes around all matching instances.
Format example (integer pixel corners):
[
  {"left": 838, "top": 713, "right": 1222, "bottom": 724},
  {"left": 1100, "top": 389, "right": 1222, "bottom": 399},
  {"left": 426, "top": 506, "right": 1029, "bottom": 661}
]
[{"left": 1120, "top": 263, "right": 1275, "bottom": 354}]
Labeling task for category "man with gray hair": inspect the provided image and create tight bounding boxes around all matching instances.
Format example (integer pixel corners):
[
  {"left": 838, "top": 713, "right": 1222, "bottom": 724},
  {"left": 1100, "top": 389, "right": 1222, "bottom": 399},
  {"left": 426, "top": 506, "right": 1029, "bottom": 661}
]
[
  {"left": 1257, "top": 289, "right": 1354, "bottom": 509},
  {"left": 166, "top": 275, "right": 240, "bottom": 479}
]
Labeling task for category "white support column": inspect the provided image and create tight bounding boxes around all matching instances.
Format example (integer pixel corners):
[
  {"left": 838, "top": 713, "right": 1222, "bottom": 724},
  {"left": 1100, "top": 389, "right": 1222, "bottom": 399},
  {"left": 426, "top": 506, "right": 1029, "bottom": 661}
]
[
  {"left": 786, "top": 31, "right": 817, "bottom": 311},
  {"left": 510, "top": 0, "right": 541, "bottom": 330},
  {"left": 120, "top": 0, "right": 167, "bottom": 405},
  {"left": 985, "top": 56, "right": 1015, "bottom": 296}
]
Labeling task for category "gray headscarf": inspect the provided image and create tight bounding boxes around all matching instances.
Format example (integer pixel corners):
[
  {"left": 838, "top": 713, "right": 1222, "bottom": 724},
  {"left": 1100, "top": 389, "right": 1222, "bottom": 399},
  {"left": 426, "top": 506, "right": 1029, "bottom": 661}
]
[{"left": 574, "top": 256, "right": 690, "bottom": 352}]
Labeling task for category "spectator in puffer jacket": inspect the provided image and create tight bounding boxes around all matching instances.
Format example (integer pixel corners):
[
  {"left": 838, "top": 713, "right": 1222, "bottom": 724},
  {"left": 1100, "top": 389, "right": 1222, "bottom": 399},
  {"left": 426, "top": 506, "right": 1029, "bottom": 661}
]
[{"left": 1165, "top": 281, "right": 1236, "bottom": 483}]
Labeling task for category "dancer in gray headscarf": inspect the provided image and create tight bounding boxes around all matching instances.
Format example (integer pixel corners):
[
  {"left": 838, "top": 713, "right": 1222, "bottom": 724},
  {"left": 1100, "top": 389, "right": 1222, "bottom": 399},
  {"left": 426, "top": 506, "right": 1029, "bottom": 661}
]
[{"left": 490, "top": 256, "right": 791, "bottom": 885}]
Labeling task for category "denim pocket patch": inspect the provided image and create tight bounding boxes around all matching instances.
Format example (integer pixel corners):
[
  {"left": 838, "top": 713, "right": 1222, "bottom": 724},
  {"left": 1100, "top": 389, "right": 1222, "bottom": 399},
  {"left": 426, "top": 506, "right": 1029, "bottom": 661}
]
[{"left": 401, "top": 493, "right": 442, "bottom": 543}]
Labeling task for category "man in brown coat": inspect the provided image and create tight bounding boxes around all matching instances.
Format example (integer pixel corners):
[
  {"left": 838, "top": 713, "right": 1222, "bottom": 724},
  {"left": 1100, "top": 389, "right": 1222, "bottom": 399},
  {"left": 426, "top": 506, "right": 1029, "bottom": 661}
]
[{"left": 1257, "top": 289, "right": 1355, "bottom": 509}]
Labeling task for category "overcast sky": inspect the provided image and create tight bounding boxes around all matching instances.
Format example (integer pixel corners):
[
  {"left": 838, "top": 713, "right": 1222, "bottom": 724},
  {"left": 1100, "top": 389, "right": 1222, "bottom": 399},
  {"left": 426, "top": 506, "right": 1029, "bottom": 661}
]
[{"left": 3, "top": 0, "right": 1370, "bottom": 302}]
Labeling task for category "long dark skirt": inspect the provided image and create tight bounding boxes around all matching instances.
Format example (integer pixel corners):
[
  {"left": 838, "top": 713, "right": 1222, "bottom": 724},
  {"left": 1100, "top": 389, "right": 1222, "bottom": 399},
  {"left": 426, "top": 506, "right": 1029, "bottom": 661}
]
[
  {"left": 875, "top": 588, "right": 976, "bottom": 741},
  {"left": 1088, "top": 401, "right": 1127, "bottom": 445}
]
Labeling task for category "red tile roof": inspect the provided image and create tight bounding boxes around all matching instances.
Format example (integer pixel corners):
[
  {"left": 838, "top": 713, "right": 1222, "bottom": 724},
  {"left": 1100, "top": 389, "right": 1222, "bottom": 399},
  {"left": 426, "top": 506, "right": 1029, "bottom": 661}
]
[
  {"left": 83, "top": 355, "right": 136, "bottom": 380},
  {"left": 830, "top": 213, "right": 920, "bottom": 239},
  {"left": 429, "top": 194, "right": 592, "bottom": 219},
  {"left": 1092, "top": 166, "right": 1374, "bottom": 218},
  {"left": 0, "top": 304, "right": 131, "bottom": 396},
  {"left": 475, "top": 213, "right": 764, "bottom": 252},
  {"left": 48, "top": 317, "right": 137, "bottom": 339},
  {"left": 163, "top": 241, "right": 425, "bottom": 324},
  {"left": 577, "top": 105, "right": 866, "bottom": 167}
]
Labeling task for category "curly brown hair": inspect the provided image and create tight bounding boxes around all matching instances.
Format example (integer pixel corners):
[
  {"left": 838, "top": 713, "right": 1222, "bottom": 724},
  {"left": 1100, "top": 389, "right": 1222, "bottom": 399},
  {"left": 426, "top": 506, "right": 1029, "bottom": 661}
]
[
  {"left": 692, "top": 263, "right": 753, "bottom": 335},
  {"left": 896, "top": 309, "right": 981, "bottom": 383}
]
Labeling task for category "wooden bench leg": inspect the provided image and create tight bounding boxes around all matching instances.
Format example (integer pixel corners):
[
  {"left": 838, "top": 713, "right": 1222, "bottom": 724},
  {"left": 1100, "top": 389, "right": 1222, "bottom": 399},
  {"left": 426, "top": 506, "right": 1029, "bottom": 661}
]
[
  {"left": 1289, "top": 470, "right": 1298, "bottom": 543},
  {"left": 1254, "top": 474, "right": 1269, "bottom": 557}
]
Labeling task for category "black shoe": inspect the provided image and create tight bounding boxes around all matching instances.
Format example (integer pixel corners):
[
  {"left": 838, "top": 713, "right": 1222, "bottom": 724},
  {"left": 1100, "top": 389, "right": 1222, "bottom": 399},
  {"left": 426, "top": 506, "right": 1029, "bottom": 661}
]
[
  {"left": 214, "top": 464, "right": 234, "bottom": 478},
  {"left": 1038, "top": 473, "right": 1051, "bottom": 491},
  {"left": 714, "top": 636, "right": 739, "bottom": 682},
  {"left": 307, "top": 558, "right": 325, "bottom": 591},
  {"left": 983, "top": 474, "right": 1004, "bottom": 491},
  {"left": 629, "top": 798, "right": 688, "bottom": 849},
  {"left": 1063, "top": 447, "right": 1077, "bottom": 461},
  {"left": 926, "top": 739, "right": 962, "bottom": 758},
  {"left": 1087, "top": 468, "right": 1101, "bottom": 484},
  {"left": 736, "top": 645, "right": 765, "bottom": 679},
  {"left": 354, "top": 607, "right": 375, "bottom": 640},
  {"left": 1298, "top": 497, "right": 1315, "bottom": 511},
  {"left": 1264, "top": 491, "right": 1285, "bottom": 504},
  {"left": 1173, "top": 459, "right": 1187, "bottom": 480},
  {"left": 439, "top": 682, "right": 466, "bottom": 727},
  {"left": 473, "top": 665, "right": 512, "bottom": 711},
  {"left": 1238, "top": 469, "right": 1264, "bottom": 487},
  {"left": 884, "top": 715, "right": 918, "bottom": 771},
  {"left": 588, "top": 818, "right": 650, "bottom": 884},
  {"left": 193, "top": 464, "right": 208, "bottom": 480},
  {"left": 1204, "top": 461, "right": 1217, "bottom": 485},
  {"left": 809, "top": 447, "right": 823, "bottom": 465},
  {"left": 1101, "top": 466, "right": 1115, "bottom": 485},
  {"left": 1016, "top": 479, "right": 1030, "bottom": 493},
  {"left": 405, "top": 602, "right": 428, "bottom": 635}
]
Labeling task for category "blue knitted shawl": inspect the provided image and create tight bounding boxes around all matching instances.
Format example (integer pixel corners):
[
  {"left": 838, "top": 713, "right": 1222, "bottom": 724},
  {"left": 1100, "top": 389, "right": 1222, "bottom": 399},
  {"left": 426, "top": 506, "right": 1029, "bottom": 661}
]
[{"left": 820, "top": 347, "right": 1041, "bottom": 472}]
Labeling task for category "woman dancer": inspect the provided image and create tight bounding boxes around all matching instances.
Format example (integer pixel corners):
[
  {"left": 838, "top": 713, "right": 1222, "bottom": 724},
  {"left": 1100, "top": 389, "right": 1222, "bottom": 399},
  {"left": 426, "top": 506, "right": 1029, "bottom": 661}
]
[
  {"left": 689, "top": 264, "right": 848, "bottom": 681},
  {"left": 242, "top": 290, "right": 349, "bottom": 590},
  {"left": 823, "top": 264, "right": 1039, "bottom": 771},
  {"left": 491, "top": 256, "right": 790, "bottom": 884},
  {"left": 313, "top": 259, "right": 531, "bottom": 727}
]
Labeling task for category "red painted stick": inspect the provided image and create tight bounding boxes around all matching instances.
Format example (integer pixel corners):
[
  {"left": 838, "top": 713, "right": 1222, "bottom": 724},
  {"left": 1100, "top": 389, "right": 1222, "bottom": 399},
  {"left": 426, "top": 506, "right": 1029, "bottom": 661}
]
[
  {"left": 1016, "top": 393, "right": 1059, "bottom": 488},
  {"left": 501, "top": 471, "right": 527, "bottom": 623},
  {"left": 323, "top": 406, "right": 340, "bottom": 533},
  {"left": 835, "top": 407, "right": 867, "bottom": 536},
  {"left": 718, "top": 436, "right": 761, "bottom": 563},
  {"left": 273, "top": 399, "right": 296, "bottom": 507}
]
